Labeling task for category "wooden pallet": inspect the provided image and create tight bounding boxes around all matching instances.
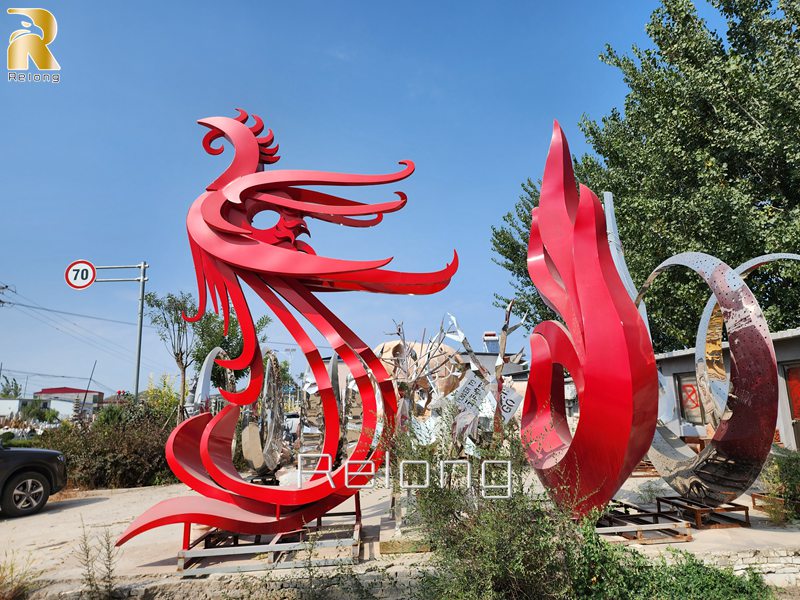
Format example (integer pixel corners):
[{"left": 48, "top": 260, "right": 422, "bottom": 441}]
[
  {"left": 656, "top": 495, "right": 750, "bottom": 529},
  {"left": 596, "top": 501, "right": 693, "bottom": 544}
]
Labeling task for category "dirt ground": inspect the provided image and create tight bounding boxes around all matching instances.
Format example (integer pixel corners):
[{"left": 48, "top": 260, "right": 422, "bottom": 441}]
[{"left": 0, "top": 482, "right": 416, "bottom": 597}]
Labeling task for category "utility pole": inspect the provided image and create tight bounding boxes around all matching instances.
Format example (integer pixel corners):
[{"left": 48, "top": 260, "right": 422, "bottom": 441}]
[
  {"left": 132, "top": 263, "right": 148, "bottom": 401},
  {"left": 73, "top": 261, "right": 149, "bottom": 400},
  {"left": 77, "top": 359, "right": 97, "bottom": 420}
]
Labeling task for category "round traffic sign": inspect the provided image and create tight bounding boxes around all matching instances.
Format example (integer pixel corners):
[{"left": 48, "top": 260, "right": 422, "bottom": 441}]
[{"left": 65, "top": 260, "right": 96, "bottom": 290}]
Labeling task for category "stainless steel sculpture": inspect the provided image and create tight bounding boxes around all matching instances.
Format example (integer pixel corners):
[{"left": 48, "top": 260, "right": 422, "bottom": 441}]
[
  {"left": 605, "top": 192, "right": 784, "bottom": 504},
  {"left": 694, "top": 253, "right": 800, "bottom": 429},
  {"left": 241, "top": 351, "right": 290, "bottom": 480},
  {"left": 635, "top": 253, "right": 778, "bottom": 503}
]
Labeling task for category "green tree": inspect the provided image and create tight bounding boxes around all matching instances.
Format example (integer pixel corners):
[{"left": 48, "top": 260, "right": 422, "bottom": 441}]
[
  {"left": 278, "top": 359, "right": 295, "bottom": 387},
  {"left": 20, "top": 399, "right": 60, "bottom": 423},
  {"left": 492, "top": 0, "right": 800, "bottom": 352},
  {"left": 0, "top": 376, "right": 22, "bottom": 399},
  {"left": 191, "top": 309, "right": 270, "bottom": 389},
  {"left": 145, "top": 291, "right": 197, "bottom": 407},
  {"left": 142, "top": 373, "right": 181, "bottom": 424}
]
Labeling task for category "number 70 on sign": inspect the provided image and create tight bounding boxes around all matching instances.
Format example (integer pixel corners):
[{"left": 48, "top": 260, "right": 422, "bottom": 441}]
[{"left": 64, "top": 259, "right": 97, "bottom": 290}]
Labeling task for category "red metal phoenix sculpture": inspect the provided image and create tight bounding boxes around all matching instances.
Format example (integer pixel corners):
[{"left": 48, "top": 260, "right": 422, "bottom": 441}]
[
  {"left": 522, "top": 122, "right": 658, "bottom": 516},
  {"left": 117, "top": 109, "right": 457, "bottom": 546}
]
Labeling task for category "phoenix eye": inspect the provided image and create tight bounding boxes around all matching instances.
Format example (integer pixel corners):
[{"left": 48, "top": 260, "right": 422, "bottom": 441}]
[{"left": 251, "top": 209, "right": 280, "bottom": 230}]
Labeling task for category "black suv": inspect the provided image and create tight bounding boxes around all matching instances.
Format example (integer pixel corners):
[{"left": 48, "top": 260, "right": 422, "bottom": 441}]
[{"left": 0, "top": 438, "right": 67, "bottom": 517}]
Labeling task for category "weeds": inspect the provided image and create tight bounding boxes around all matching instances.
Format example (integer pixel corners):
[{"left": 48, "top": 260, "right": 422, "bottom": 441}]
[
  {"left": 300, "top": 528, "right": 324, "bottom": 599},
  {"left": 219, "top": 533, "right": 383, "bottom": 600},
  {"left": 407, "top": 429, "right": 774, "bottom": 600},
  {"left": 76, "top": 522, "right": 118, "bottom": 600},
  {"left": 636, "top": 479, "right": 669, "bottom": 505},
  {"left": 762, "top": 448, "right": 800, "bottom": 524},
  {"left": 0, "top": 552, "right": 41, "bottom": 600}
]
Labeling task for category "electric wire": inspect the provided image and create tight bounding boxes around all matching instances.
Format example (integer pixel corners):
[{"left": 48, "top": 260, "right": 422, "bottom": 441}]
[
  {"left": 0, "top": 282, "right": 166, "bottom": 371},
  {"left": 0, "top": 281, "right": 332, "bottom": 360},
  {"left": 9, "top": 304, "right": 166, "bottom": 372},
  {"left": 0, "top": 367, "right": 117, "bottom": 394},
  {"left": 0, "top": 299, "right": 154, "bottom": 327}
]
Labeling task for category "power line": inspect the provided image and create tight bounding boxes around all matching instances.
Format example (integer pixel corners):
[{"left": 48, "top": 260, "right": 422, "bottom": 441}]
[
  {"left": 0, "top": 283, "right": 166, "bottom": 371},
  {"left": 0, "top": 299, "right": 154, "bottom": 327},
  {"left": 0, "top": 301, "right": 316, "bottom": 347},
  {"left": 0, "top": 367, "right": 117, "bottom": 393},
  {"left": 0, "top": 280, "right": 333, "bottom": 356},
  {"left": 9, "top": 304, "right": 166, "bottom": 372}
]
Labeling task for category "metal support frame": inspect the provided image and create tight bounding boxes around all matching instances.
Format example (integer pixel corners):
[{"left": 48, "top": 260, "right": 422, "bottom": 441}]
[
  {"left": 656, "top": 496, "right": 751, "bottom": 529},
  {"left": 95, "top": 262, "right": 148, "bottom": 399},
  {"left": 751, "top": 492, "right": 785, "bottom": 511},
  {"left": 596, "top": 501, "right": 693, "bottom": 545},
  {"left": 176, "top": 492, "right": 363, "bottom": 577},
  {"left": 630, "top": 459, "right": 659, "bottom": 478}
]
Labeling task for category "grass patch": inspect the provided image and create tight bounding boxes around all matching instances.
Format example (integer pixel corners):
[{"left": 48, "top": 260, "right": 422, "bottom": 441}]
[{"left": 0, "top": 553, "right": 41, "bottom": 600}]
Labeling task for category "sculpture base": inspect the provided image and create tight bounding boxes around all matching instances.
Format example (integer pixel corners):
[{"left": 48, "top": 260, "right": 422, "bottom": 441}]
[
  {"left": 656, "top": 496, "right": 751, "bottom": 529},
  {"left": 596, "top": 500, "right": 693, "bottom": 545},
  {"left": 177, "top": 494, "right": 362, "bottom": 577}
]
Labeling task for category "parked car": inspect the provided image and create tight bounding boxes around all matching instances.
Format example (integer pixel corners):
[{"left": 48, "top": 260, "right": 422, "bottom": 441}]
[{"left": 0, "top": 437, "right": 66, "bottom": 517}]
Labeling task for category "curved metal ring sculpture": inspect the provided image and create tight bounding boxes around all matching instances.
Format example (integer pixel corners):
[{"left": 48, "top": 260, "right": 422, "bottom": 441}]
[
  {"left": 521, "top": 122, "right": 658, "bottom": 516},
  {"left": 694, "top": 253, "right": 800, "bottom": 428},
  {"left": 240, "top": 351, "right": 288, "bottom": 476},
  {"left": 634, "top": 254, "right": 779, "bottom": 504},
  {"left": 117, "top": 109, "right": 457, "bottom": 545}
]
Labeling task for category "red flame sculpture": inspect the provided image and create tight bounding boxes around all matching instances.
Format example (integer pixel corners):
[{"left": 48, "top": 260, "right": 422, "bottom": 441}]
[
  {"left": 522, "top": 123, "right": 658, "bottom": 516},
  {"left": 117, "top": 109, "right": 457, "bottom": 545}
]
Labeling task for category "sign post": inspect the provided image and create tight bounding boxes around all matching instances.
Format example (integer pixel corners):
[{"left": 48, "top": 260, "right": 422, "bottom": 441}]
[{"left": 65, "top": 261, "right": 149, "bottom": 400}]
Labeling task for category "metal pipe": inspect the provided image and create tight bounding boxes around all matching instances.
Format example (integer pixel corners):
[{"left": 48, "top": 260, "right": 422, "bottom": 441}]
[
  {"left": 95, "top": 264, "right": 143, "bottom": 270},
  {"left": 78, "top": 359, "right": 97, "bottom": 420},
  {"left": 133, "top": 262, "right": 148, "bottom": 400},
  {"left": 95, "top": 278, "right": 143, "bottom": 283}
]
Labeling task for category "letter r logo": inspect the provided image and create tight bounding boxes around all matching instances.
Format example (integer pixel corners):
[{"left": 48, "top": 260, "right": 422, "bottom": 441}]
[{"left": 7, "top": 8, "right": 60, "bottom": 71}]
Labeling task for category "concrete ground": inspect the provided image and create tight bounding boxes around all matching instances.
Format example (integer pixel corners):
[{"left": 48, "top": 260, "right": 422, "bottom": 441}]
[
  {"left": 0, "top": 481, "right": 409, "bottom": 597},
  {"left": 615, "top": 476, "right": 800, "bottom": 553},
  {"left": 2, "top": 476, "right": 799, "bottom": 597}
]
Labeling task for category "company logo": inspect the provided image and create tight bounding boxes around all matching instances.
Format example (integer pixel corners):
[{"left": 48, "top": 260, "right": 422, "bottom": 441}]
[{"left": 7, "top": 7, "right": 60, "bottom": 83}]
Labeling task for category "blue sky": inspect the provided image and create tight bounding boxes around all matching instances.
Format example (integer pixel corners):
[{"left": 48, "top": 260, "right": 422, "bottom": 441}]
[{"left": 0, "top": 1, "right": 724, "bottom": 396}]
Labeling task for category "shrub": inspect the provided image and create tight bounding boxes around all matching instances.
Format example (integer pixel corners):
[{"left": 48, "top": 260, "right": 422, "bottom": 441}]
[
  {"left": 3, "top": 438, "right": 37, "bottom": 448},
  {"left": 36, "top": 401, "right": 175, "bottom": 489},
  {"left": 409, "top": 431, "right": 773, "bottom": 599},
  {"left": 645, "top": 550, "right": 772, "bottom": 599},
  {"left": 20, "top": 399, "right": 60, "bottom": 424},
  {"left": 761, "top": 447, "right": 800, "bottom": 523}
]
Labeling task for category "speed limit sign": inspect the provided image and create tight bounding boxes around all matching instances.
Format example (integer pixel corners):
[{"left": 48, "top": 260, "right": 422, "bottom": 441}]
[{"left": 65, "top": 259, "right": 96, "bottom": 290}]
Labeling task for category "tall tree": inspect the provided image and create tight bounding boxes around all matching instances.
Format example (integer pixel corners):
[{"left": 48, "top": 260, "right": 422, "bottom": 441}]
[
  {"left": 492, "top": 0, "right": 800, "bottom": 352},
  {"left": 145, "top": 291, "right": 197, "bottom": 407},
  {"left": 191, "top": 310, "right": 270, "bottom": 389}
]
